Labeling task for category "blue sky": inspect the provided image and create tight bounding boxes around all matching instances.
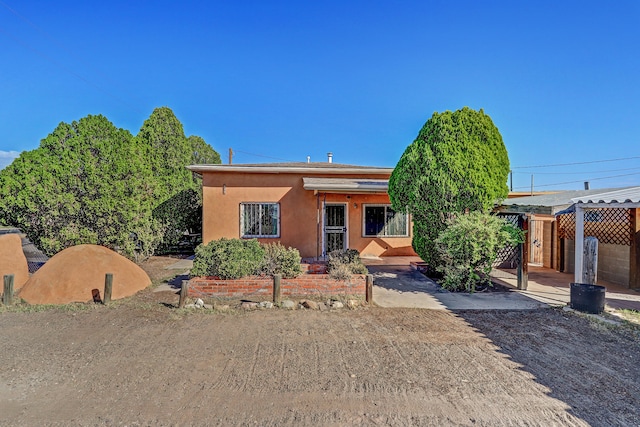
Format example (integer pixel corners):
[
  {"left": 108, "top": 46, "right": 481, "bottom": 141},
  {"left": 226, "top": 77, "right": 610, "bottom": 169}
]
[{"left": 1, "top": 0, "right": 639, "bottom": 191}]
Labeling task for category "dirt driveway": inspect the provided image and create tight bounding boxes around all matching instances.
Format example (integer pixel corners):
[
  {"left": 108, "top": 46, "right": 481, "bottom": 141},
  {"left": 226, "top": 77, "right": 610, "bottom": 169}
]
[{"left": 1, "top": 293, "right": 639, "bottom": 426}]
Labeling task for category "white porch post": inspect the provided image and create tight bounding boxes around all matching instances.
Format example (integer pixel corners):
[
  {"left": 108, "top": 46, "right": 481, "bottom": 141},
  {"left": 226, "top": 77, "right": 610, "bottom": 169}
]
[{"left": 574, "top": 205, "right": 585, "bottom": 283}]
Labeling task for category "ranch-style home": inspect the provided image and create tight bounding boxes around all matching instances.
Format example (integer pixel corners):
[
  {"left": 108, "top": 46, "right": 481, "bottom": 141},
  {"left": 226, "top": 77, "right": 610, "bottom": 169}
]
[{"left": 187, "top": 156, "right": 417, "bottom": 259}]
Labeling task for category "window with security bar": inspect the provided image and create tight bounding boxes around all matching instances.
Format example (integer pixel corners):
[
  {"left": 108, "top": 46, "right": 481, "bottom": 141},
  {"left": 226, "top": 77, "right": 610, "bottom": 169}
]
[
  {"left": 363, "top": 205, "right": 409, "bottom": 237},
  {"left": 240, "top": 203, "right": 280, "bottom": 238}
]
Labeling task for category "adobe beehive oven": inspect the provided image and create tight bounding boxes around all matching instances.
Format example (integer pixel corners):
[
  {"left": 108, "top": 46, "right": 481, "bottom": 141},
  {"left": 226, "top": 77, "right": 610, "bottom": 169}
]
[{"left": 19, "top": 245, "right": 151, "bottom": 304}]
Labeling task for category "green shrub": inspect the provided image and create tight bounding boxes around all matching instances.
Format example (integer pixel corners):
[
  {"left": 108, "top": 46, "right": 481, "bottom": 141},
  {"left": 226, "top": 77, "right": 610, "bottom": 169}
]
[
  {"left": 260, "top": 242, "right": 302, "bottom": 278},
  {"left": 328, "top": 263, "right": 352, "bottom": 281},
  {"left": 190, "top": 238, "right": 265, "bottom": 279},
  {"left": 435, "top": 211, "right": 523, "bottom": 292},
  {"left": 327, "top": 249, "right": 368, "bottom": 279}
]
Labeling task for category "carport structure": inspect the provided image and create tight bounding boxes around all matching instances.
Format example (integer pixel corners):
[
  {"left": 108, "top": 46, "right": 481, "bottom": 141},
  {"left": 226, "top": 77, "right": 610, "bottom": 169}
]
[
  {"left": 498, "top": 186, "right": 640, "bottom": 289},
  {"left": 570, "top": 187, "right": 640, "bottom": 288}
]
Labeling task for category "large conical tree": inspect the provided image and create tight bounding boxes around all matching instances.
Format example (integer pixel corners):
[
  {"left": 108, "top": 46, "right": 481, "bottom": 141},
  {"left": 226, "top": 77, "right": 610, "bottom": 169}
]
[
  {"left": 388, "top": 107, "right": 510, "bottom": 267},
  {"left": 135, "top": 107, "right": 221, "bottom": 249}
]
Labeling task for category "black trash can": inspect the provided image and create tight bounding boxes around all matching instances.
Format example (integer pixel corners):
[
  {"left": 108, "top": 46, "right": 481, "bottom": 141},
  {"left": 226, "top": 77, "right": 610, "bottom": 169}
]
[{"left": 570, "top": 283, "right": 605, "bottom": 314}]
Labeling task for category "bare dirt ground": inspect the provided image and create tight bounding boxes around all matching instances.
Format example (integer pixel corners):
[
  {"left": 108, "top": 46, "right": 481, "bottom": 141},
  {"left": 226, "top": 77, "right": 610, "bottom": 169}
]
[{"left": 1, "top": 257, "right": 639, "bottom": 426}]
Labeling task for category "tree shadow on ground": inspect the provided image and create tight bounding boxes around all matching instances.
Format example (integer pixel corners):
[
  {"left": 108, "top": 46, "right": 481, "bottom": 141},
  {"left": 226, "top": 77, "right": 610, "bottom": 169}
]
[
  {"left": 366, "top": 264, "right": 442, "bottom": 294},
  {"left": 455, "top": 308, "right": 640, "bottom": 426},
  {"left": 166, "top": 274, "right": 189, "bottom": 290}
]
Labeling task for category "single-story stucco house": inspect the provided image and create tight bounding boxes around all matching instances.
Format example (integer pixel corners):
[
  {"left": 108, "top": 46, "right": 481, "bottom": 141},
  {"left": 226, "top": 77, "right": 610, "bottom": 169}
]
[{"left": 187, "top": 157, "right": 417, "bottom": 259}]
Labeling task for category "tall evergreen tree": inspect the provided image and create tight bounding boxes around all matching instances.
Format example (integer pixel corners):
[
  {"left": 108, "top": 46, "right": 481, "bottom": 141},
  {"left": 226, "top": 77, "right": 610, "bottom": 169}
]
[{"left": 388, "top": 107, "right": 510, "bottom": 267}]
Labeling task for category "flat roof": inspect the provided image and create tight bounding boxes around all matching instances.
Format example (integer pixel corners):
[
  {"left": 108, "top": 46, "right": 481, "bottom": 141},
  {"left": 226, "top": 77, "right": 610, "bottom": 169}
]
[{"left": 187, "top": 162, "right": 393, "bottom": 175}]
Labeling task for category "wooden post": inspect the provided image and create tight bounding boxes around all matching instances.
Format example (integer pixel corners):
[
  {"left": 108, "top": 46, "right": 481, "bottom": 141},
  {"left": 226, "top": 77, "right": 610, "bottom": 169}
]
[
  {"left": 365, "top": 274, "right": 373, "bottom": 303},
  {"left": 582, "top": 237, "right": 598, "bottom": 284},
  {"left": 631, "top": 208, "right": 640, "bottom": 289},
  {"left": 517, "top": 215, "right": 529, "bottom": 290},
  {"left": 273, "top": 274, "right": 282, "bottom": 304},
  {"left": 3, "top": 274, "right": 14, "bottom": 306},
  {"left": 103, "top": 273, "right": 113, "bottom": 304},
  {"left": 574, "top": 205, "right": 585, "bottom": 283},
  {"left": 179, "top": 280, "right": 189, "bottom": 308}
]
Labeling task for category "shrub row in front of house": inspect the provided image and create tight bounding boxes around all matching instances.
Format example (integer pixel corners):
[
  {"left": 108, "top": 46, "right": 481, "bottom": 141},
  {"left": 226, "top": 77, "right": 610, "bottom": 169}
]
[
  {"left": 190, "top": 239, "right": 370, "bottom": 281},
  {"left": 190, "top": 239, "right": 303, "bottom": 279}
]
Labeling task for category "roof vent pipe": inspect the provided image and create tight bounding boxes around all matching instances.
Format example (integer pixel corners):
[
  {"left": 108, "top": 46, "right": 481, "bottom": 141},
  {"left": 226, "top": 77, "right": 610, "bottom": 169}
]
[
  {"left": 327, "top": 152, "right": 333, "bottom": 163},
  {"left": 584, "top": 181, "right": 590, "bottom": 190},
  {"left": 307, "top": 156, "right": 311, "bottom": 163}
]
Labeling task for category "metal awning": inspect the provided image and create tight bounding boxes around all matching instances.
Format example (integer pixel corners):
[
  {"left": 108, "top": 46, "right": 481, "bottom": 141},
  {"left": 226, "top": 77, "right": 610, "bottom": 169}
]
[
  {"left": 302, "top": 177, "right": 389, "bottom": 194},
  {"left": 571, "top": 186, "right": 640, "bottom": 205}
]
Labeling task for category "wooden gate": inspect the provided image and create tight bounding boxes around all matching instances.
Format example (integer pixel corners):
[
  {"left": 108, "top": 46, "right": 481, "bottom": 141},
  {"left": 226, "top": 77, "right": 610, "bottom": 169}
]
[{"left": 529, "top": 219, "right": 544, "bottom": 265}]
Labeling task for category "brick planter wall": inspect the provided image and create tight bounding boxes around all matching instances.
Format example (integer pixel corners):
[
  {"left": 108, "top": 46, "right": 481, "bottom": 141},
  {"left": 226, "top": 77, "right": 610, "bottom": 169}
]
[{"left": 188, "top": 274, "right": 366, "bottom": 299}]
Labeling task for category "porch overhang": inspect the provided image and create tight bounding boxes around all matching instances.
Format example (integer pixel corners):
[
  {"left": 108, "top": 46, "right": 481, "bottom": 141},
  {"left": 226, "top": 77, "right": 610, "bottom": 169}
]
[{"left": 302, "top": 177, "right": 389, "bottom": 194}]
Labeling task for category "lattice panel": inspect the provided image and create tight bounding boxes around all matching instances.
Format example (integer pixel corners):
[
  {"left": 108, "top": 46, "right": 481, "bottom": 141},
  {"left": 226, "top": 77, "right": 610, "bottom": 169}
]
[
  {"left": 557, "top": 208, "right": 632, "bottom": 246},
  {"left": 493, "top": 213, "right": 520, "bottom": 268}
]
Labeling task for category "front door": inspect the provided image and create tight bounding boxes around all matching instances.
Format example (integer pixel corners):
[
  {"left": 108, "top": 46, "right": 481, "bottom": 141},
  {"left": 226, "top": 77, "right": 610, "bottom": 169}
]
[{"left": 324, "top": 204, "right": 346, "bottom": 255}]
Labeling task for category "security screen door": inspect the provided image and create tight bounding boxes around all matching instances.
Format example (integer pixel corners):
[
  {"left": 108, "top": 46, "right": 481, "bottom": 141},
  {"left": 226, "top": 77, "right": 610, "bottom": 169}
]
[{"left": 324, "top": 204, "right": 346, "bottom": 254}]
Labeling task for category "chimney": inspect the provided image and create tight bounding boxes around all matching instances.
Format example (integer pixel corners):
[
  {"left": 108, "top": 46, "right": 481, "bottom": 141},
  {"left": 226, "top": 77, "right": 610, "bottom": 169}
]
[
  {"left": 584, "top": 181, "right": 590, "bottom": 190},
  {"left": 327, "top": 152, "right": 333, "bottom": 163},
  {"left": 307, "top": 156, "right": 311, "bottom": 163}
]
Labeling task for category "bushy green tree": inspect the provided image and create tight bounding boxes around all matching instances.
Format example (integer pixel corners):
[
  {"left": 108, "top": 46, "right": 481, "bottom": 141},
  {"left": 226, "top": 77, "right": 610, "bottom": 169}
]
[
  {"left": 0, "top": 107, "right": 220, "bottom": 259},
  {"left": 435, "top": 212, "right": 522, "bottom": 292},
  {"left": 189, "top": 135, "right": 221, "bottom": 165},
  {"left": 388, "top": 107, "right": 510, "bottom": 267},
  {"left": 137, "top": 107, "right": 221, "bottom": 250},
  {"left": 0, "top": 115, "right": 162, "bottom": 258}
]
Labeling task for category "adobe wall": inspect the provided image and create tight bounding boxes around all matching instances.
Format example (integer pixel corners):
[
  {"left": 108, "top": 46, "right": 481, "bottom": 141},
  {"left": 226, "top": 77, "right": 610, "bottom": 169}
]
[
  {"left": 564, "top": 240, "right": 630, "bottom": 287},
  {"left": 188, "top": 274, "right": 366, "bottom": 299},
  {"left": 201, "top": 171, "right": 415, "bottom": 258}
]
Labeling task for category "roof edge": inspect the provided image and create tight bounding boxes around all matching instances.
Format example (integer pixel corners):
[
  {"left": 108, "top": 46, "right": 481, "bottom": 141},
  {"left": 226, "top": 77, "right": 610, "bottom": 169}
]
[{"left": 187, "top": 164, "right": 393, "bottom": 175}]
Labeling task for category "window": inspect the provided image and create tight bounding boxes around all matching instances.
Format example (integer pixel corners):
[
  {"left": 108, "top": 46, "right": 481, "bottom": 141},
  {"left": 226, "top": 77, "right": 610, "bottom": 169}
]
[
  {"left": 240, "top": 203, "right": 280, "bottom": 238},
  {"left": 363, "top": 205, "right": 408, "bottom": 237}
]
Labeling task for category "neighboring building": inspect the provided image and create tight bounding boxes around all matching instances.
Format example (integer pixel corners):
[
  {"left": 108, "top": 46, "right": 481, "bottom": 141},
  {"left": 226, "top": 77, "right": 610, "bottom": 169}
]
[
  {"left": 498, "top": 187, "right": 640, "bottom": 288},
  {"left": 187, "top": 159, "right": 417, "bottom": 259}
]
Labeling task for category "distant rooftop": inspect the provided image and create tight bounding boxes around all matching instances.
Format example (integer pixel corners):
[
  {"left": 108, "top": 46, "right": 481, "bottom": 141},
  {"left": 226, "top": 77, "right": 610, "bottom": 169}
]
[{"left": 499, "top": 186, "right": 640, "bottom": 215}]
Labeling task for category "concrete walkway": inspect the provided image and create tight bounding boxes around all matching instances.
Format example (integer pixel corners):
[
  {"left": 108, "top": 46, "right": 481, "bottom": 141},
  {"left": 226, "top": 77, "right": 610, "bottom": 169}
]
[
  {"left": 365, "top": 257, "right": 547, "bottom": 310},
  {"left": 493, "top": 266, "right": 640, "bottom": 311},
  {"left": 364, "top": 256, "right": 640, "bottom": 311}
]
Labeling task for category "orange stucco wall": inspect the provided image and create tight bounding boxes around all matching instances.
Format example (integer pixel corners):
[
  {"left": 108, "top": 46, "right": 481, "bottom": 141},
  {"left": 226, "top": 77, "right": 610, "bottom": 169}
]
[{"left": 201, "top": 171, "right": 416, "bottom": 258}]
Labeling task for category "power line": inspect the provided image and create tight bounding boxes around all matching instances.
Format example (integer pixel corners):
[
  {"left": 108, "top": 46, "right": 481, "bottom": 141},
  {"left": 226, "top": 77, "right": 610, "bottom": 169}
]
[
  {"left": 512, "top": 155, "right": 640, "bottom": 170},
  {"left": 512, "top": 171, "right": 640, "bottom": 190},
  {"left": 512, "top": 166, "right": 640, "bottom": 175}
]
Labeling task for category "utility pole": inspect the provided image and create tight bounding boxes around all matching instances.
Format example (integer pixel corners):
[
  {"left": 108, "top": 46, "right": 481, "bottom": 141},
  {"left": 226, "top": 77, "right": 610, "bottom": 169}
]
[
  {"left": 530, "top": 174, "right": 534, "bottom": 196},
  {"left": 228, "top": 148, "right": 233, "bottom": 165}
]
